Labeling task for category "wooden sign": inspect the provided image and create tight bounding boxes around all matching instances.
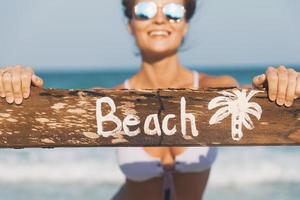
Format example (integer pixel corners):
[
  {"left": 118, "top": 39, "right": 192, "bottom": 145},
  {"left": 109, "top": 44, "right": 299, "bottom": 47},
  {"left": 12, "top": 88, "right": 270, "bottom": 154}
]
[{"left": 0, "top": 87, "right": 299, "bottom": 148}]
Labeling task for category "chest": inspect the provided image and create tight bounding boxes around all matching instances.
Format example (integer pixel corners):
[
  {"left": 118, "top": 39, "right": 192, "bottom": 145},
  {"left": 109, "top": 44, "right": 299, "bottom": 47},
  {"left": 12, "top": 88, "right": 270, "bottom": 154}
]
[{"left": 143, "top": 147, "right": 187, "bottom": 165}]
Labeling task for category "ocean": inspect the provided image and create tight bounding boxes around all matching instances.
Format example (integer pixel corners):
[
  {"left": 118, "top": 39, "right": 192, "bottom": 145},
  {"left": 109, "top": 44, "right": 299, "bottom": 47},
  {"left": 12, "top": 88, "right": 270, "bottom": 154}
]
[{"left": 1, "top": 67, "right": 299, "bottom": 200}]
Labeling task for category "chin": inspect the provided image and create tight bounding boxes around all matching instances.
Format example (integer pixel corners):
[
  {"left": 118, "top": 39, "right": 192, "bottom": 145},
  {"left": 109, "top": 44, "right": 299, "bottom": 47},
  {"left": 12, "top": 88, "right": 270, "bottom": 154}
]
[{"left": 143, "top": 46, "right": 177, "bottom": 57}]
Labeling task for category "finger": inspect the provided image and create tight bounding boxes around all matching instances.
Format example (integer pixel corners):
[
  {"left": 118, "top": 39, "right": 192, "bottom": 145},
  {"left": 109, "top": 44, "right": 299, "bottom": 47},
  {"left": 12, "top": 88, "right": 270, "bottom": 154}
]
[
  {"left": 31, "top": 74, "right": 44, "bottom": 88},
  {"left": 296, "top": 74, "right": 300, "bottom": 99},
  {"left": 276, "top": 66, "right": 288, "bottom": 106},
  {"left": 21, "top": 68, "right": 33, "bottom": 98},
  {"left": 3, "top": 71, "right": 14, "bottom": 104},
  {"left": 252, "top": 74, "right": 266, "bottom": 88},
  {"left": 12, "top": 68, "right": 23, "bottom": 104},
  {"left": 0, "top": 69, "right": 5, "bottom": 97},
  {"left": 266, "top": 66, "right": 278, "bottom": 102},
  {"left": 285, "top": 69, "right": 297, "bottom": 107}
]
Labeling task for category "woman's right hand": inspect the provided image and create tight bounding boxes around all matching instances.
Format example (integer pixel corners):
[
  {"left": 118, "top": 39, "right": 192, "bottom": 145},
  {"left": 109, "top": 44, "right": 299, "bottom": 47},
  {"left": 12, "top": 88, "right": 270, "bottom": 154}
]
[{"left": 0, "top": 65, "right": 44, "bottom": 105}]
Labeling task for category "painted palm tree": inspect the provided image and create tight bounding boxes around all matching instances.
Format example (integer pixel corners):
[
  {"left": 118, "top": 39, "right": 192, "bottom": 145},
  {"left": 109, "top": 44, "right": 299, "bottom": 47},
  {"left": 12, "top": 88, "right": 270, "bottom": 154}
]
[{"left": 208, "top": 89, "right": 263, "bottom": 141}]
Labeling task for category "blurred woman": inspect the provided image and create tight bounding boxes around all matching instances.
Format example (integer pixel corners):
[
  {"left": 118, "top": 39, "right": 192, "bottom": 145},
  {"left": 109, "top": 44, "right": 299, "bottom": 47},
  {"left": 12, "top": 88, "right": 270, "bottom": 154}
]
[{"left": 0, "top": 0, "right": 299, "bottom": 199}]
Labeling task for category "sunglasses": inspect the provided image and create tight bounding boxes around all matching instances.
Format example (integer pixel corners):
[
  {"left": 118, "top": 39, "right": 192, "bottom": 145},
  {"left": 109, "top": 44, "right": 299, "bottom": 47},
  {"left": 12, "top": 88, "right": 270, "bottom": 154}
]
[{"left": 134, "top": 2, "right": 186, "bottom": 23}]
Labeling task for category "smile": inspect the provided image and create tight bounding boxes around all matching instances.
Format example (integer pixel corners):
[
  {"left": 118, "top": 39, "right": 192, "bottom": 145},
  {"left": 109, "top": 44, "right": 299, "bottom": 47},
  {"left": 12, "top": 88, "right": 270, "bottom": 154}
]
[{"left": 148, "top": 30, "right": 171, "bottom": 37}]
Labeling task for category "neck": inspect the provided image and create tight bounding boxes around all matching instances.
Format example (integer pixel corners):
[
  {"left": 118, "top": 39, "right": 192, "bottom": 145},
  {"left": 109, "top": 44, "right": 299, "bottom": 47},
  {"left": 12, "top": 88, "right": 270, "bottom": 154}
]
[{"left": 136, "top": 52, "right": 185, "bottom": 88}]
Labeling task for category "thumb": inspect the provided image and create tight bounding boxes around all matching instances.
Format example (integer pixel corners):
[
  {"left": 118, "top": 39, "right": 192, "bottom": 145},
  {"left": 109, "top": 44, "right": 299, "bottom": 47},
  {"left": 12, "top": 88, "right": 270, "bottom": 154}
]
[
  {"left": 31, "top": 74, "right": 44, "bottom": 88},
  {"left": 252, "top": 74, "right": 266, "bottom": 88}
]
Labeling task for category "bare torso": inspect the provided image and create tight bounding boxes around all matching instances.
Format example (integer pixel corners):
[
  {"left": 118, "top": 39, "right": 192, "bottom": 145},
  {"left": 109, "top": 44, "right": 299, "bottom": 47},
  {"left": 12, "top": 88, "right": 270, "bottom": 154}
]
[{"left": 111, "top": 71, "right": 239, "bottom": 200}]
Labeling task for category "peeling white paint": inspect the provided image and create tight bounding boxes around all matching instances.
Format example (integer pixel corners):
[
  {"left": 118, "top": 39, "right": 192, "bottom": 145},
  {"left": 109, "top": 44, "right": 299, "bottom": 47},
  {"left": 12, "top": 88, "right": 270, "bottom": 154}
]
[
  {"left": 0, "top": 113, "right": 11, "bottom": 118},
  {"left": 41, "top": 139, "right": 55, "bottom": 144},
  {"left": 83, "top": 132, "right": 100, "bottom": 139},
  {"left": 77, "top": 101, "right": 88, "bottom": 106},
  {"left": 6, "top": 118, "right": 18, "bottom": 123},
  {"left": 182, "top": 135, "right": 193, "bottom": 140},
  {"left": 67, "top": 108, "right": 87, "bottom": 114},
  {"left": 51, "top": 103, "right": 67, "bottom": 110},
  {"left": 36, "top": 118, "right": 50, "bottom": 123},
  {"left": 260, "top": 122, "right": 269, "bottom": 125},
  {"left": 112, "top": 138, "right": 129, "bottom": 144}
]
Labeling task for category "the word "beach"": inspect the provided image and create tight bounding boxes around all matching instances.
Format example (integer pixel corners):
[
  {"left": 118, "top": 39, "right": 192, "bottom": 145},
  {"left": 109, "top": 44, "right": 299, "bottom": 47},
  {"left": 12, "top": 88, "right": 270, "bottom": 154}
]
[{"left": 96, "top": 97, "right": 199, "bottom": 137}]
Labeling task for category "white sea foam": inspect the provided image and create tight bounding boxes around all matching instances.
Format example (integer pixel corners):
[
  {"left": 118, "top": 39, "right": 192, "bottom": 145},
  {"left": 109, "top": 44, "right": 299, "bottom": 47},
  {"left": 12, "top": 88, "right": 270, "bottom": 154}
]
[
  {"left": 209, "top": 147, "right": 300, "bottom": 187},
  {"left": 0, "top": 148, "right": 125, "bottom": 184},
  {"left": 0, "top": 147, "right": 299, "bottom": 187}
]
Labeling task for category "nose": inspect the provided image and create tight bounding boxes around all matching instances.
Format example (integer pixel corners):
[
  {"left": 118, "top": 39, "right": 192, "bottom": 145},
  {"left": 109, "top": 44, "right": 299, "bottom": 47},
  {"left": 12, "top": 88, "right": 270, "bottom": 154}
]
[{"left": 153, "top": 7, "right": 168, "bottom": 24}]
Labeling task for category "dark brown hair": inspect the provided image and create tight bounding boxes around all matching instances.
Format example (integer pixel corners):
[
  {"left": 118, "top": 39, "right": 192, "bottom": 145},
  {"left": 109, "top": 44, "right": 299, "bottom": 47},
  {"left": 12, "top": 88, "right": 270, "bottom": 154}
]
[{"left": 122, "top": 0, "right": 197, "bottom": 22}]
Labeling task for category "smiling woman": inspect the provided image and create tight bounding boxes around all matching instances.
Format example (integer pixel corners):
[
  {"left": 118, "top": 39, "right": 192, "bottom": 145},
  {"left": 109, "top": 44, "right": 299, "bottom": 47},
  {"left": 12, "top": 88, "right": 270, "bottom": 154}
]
[{"left": 0, "top": 0, "right": 300, "bottom": 200}]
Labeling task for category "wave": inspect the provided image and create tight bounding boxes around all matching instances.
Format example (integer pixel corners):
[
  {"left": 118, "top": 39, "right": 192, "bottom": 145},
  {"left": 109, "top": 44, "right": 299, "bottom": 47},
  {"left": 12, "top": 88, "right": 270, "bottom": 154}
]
[
  {"left": 0, "top": 147, "right": 299, "bottom": 187},
  {"left": 209, "top": 147, "right": 300, "bottom": 187}
]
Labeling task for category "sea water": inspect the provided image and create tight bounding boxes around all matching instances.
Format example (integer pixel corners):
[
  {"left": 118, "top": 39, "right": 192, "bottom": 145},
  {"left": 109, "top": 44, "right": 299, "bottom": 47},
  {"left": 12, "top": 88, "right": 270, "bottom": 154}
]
[{"left": 0, "top": 67, "right": 299, "bottom": 200}]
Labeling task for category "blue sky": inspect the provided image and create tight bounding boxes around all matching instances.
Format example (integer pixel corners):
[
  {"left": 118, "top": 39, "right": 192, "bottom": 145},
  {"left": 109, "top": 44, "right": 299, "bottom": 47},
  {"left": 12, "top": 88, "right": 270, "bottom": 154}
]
[{"left": 0, "top": 0, "right": 299, "bottom": 71}]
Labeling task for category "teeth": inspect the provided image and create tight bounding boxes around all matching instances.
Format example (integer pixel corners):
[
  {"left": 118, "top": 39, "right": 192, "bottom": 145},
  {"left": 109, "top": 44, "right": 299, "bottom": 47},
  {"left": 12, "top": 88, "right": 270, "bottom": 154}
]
[{"left": 149, "top": 31, "right": 169, "bottom": 36}]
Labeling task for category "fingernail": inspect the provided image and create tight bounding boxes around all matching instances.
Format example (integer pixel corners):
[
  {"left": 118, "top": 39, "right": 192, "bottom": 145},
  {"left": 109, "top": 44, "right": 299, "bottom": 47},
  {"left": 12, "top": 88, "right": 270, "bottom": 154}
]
[
  {"left": 285, "top": 101, "right": 293, "bottom": 107},
  {"left": 15, "top": 98, "right": 22, "bottom": 105},
  {"left": 23, "top": 92, "right": 30, "bottom": 98},
  {"left": 6, "top": 97, "right": 14, "bottom": 104},
  {"left": 277, "top": 99, "right": 284, "bottom": 105}
]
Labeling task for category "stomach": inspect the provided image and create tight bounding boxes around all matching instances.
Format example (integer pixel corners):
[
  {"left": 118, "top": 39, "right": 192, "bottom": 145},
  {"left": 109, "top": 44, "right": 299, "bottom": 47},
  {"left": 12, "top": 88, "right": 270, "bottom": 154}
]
[{"left": 112, "top": 170, "right": 211, "bottom": 200}]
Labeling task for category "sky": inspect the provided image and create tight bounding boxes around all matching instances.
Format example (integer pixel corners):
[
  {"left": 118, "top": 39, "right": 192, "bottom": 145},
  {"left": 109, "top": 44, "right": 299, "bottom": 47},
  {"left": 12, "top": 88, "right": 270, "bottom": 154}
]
[{"left": 0, "top": 0, "right": 299, "bottom": 71}]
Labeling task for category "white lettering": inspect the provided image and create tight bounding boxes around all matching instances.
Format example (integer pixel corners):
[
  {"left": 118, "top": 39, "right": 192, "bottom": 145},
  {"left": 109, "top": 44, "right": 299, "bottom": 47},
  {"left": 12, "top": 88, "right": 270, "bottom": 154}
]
[
  {"left": 162, "top": 114, "right": 177, "bottom": 136},
  {"left": 144, "top": 114, "right": 161, "bottom": 136},
  {"left": 96, "top": 97, "right": 122, "bottom": 137},
  {"left": 180, "top": 97, "right": 199, "bottom": 136},
  {"left": 123, "top": 115, "right": 141, "bottom": 136},
  {"left": 95, "top": 96, "right": 200, "bottom": 138}
]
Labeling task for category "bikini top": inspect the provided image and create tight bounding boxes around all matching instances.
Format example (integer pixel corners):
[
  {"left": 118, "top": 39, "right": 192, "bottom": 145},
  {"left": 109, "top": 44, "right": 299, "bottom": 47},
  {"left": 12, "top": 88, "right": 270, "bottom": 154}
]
[{"left": 118, "top": 70, "right": 218, "bottom": 199}]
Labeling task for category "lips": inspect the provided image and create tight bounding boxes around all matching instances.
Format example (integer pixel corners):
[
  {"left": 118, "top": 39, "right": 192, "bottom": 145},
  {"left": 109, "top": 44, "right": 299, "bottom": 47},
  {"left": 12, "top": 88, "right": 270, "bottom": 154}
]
[{"left": 148, "top": 30, "right": 171, "bottom": 37}]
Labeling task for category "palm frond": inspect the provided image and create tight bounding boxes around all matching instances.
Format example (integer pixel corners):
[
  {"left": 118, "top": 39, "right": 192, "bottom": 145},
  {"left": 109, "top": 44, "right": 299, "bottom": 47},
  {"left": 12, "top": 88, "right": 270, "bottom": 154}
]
[
  {"left": 246, "top": 107, "right": 262, "bottom": 120},
  {"left": 247, "top": 102, "right": 262, "bottom": 115},
  {"left": 208, "top": 96, "right": 231, "bottom": 110},
  {"left": 217, "top": 91, "right": 236, "bottom": 98},
  {"left": 242, "top": 113, "right": 254, "bottom": 130},
  {"left": 246, "top": 90, "right": 262, "bottom": 101},
  {"left": 232, "top": 89, "right": 244, "bottom": 98},
  {"left": 209, "top": 107, "right": 231, "bottom": 125}
]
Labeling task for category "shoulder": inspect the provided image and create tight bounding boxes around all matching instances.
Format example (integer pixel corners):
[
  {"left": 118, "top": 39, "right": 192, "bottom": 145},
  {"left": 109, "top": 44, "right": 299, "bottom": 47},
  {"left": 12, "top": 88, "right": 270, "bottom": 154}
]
[
  {"left": 199, "top": 72, "right": 239, "bottom": 89},
  {"left": 114, "top": 84, "right": 125, "bottom": 89},
  {"left": 91, "top": 83, "right": 125, "bottom": 90}
]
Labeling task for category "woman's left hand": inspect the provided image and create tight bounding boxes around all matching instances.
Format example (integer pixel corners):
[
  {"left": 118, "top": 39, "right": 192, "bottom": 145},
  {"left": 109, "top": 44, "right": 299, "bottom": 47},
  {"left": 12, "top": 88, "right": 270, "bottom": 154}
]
[{"left": 252, "top": 65, "right": 300, "bottom": 107}]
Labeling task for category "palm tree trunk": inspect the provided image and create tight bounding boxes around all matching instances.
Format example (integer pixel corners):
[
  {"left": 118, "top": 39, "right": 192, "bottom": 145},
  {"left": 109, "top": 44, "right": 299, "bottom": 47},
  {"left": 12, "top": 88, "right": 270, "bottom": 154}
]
[{"left": 231, "top": 113, "right": 243, "bottom": 141}]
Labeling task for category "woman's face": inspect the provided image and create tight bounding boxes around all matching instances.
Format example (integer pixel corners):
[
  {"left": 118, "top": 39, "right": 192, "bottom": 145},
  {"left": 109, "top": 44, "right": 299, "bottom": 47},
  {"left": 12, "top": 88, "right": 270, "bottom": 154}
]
[{"left": 128, "top": 0, "right": 189, "bottom": 57}]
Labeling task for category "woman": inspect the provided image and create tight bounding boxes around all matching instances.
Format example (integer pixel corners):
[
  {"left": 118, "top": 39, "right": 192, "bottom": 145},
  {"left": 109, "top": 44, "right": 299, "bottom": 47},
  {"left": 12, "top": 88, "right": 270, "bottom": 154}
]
[{"left": 0, "top": 0, "right": 299, "bottom": 199}]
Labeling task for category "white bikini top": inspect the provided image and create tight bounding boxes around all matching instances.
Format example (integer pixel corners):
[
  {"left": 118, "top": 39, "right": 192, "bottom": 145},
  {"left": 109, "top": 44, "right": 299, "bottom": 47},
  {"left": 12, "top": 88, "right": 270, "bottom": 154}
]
[{"left": 118, "top": 70, "right": 218, "bottom": 199}]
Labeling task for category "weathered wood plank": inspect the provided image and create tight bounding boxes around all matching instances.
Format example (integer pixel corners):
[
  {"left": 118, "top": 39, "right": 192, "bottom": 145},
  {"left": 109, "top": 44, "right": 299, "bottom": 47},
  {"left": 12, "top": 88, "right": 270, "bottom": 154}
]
[{"left": 0, "top": 87, "right": 299, "bottom": 148}]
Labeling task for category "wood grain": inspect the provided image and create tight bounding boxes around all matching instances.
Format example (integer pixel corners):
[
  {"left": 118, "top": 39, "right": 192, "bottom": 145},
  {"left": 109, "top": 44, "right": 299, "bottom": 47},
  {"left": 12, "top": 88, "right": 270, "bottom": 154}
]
[{"left": 0, "top": 87, "right": 299, "bottom": 148}]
